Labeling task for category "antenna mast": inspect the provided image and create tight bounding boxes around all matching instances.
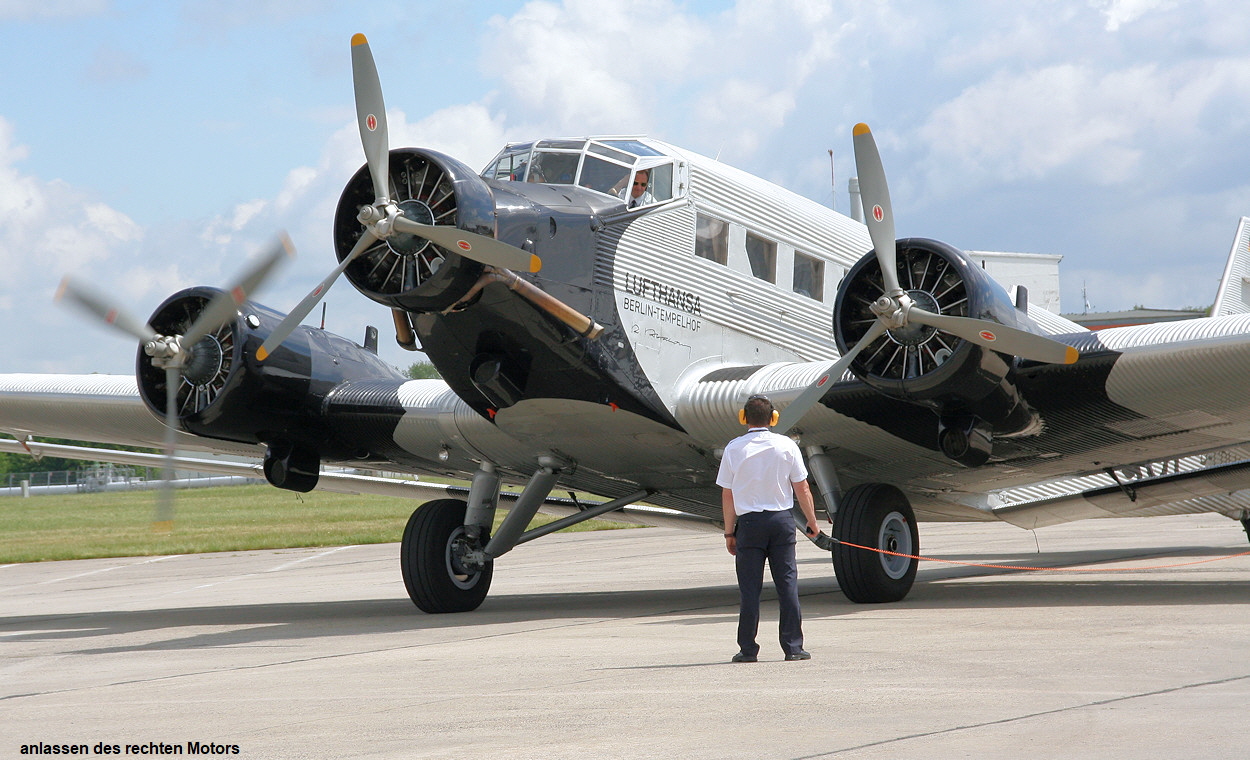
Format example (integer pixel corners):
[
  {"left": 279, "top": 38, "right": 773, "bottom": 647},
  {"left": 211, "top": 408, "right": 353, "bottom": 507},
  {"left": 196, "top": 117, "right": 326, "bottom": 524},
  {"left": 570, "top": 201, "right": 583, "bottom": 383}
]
[{"left": 828, "top": 149, "right": 836, "bottom": 212}]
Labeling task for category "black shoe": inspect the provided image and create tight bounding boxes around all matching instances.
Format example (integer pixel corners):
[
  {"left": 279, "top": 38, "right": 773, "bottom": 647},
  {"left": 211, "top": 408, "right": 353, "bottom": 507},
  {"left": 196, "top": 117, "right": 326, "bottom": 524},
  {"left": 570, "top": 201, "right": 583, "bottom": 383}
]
[
  {"left": 731, "top": 651, "right": 758, "bottom": 663},
  {"left": 784, "top": 650, "right": 811, "bottom": 661}
]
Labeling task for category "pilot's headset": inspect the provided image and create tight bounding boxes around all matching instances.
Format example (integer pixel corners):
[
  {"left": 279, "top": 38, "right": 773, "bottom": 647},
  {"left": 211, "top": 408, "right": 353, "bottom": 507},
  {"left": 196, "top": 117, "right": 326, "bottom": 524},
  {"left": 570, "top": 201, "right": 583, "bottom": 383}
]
[{"left": 738, "top": 394, "right": 779, "bottom": 427}]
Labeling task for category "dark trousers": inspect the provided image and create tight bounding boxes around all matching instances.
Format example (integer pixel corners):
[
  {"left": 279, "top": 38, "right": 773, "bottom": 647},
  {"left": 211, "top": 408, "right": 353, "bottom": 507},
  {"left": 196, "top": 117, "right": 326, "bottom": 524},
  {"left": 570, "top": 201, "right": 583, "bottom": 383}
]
[{"left": 735, "top": 510, "right": 803, "bottom": 656}]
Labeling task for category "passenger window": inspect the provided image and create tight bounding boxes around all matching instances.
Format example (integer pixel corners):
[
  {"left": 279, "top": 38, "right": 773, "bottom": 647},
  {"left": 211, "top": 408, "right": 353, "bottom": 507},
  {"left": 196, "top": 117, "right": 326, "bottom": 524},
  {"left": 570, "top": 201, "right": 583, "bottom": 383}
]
[
  {"left": 746, "top": 232, "right": 776, "bottom": 283},
  {"left": 696, "top": 214, "right": 728, "bottom": 265},
  {"left": 793, "top": 252, "right": 825, "bottom": 301}
]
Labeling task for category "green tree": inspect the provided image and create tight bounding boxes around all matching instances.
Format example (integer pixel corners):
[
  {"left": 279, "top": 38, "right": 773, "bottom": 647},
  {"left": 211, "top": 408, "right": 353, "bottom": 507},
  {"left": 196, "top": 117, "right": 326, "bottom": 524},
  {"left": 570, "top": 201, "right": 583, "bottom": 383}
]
[
  {"left": 0, "top": 438, "right": 158, "bottom": 476},
  {"left": 406, "top": 361, "right": 442, "bottom": 380}
]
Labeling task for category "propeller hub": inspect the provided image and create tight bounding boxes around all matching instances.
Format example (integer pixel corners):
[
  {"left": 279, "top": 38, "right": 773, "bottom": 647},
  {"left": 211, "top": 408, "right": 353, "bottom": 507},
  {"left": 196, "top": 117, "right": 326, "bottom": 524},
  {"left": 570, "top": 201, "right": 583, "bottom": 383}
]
[
  {"left": 145, "top": 335, "right": 183, "bottom": 365},
  {"left": 386, "top": 199, "right": 438, "bottom": 257},
  {"left": 887, "top": 290, "right": 940, "bottom": 347}
]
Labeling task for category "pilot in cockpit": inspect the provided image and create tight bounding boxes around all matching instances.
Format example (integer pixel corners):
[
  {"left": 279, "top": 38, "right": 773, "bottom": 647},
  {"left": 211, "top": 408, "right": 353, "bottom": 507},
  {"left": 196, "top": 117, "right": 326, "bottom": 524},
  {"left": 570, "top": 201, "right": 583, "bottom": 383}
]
[
  {"left": 526, "top": 156, "right": 546, "bottom": 183},
  {"left": 620, "top": 169, "right": 654, "bottom": 209}
]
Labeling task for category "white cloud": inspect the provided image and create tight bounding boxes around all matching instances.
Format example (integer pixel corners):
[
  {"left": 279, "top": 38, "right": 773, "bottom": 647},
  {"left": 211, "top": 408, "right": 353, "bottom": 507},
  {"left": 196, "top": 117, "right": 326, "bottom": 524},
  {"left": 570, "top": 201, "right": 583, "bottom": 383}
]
[
  {"left": 0, "top": 117, "right": 150, "bottom": 373},
  {"left": 0, "top": 118, "right": 142, "bottom": 279},
  {"left": 392, "top": 103, "right": 511, "bottom": 173},
  {"left": 913, "top": 56, "right": 1250, "bottom": 197},
  {"left": 1092, "top": 0, "right": 1178, "bottom": 31},
  {"left": 479, "top": 0, "right": 858, "bottom": 166},
  {"left": 481, "top": 0, "right": 703, "bottom": 135},
  {"left": 917, "top": 65, "right": 1153, "bottom": 189}
]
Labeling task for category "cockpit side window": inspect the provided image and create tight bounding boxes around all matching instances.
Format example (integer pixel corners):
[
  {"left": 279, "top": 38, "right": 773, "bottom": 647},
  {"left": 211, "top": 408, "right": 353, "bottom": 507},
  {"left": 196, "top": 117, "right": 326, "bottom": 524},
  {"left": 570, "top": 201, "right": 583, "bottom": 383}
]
[
  {"left": 483, "top": 139, "right": 686, "bottom": 207},
  {"left": 578, "top": 155, "right": 632, "bottom": 196},
  {"left": 486, "top": 146, "right": 532, "bottom": 181},
  {"left": 528, "top": 151, "right": 580, "bottom": 184},
  {"left": 646, "top": 163, "right": 674, "bottom": 203}
]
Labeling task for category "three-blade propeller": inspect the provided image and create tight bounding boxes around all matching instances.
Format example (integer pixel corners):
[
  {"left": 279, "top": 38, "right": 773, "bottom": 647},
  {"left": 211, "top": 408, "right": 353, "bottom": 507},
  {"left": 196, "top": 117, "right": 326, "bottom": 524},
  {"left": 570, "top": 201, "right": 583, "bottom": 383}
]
[
  {"left": 256, "top": 33, "right": 540, "bottom": 362},
  {"left": 775, "top": 124, "right": 1078, "bottom": 434},
  {"left": 57, "top": 234, "right": 293, "bottom": 527}
]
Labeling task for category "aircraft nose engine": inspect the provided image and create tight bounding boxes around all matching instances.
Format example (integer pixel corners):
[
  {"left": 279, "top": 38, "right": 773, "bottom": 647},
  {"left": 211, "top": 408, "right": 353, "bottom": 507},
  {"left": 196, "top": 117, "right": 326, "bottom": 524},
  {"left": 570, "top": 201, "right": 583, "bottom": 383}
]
[{"left": 332, "top": 148, "right": 497, "bottom": 313}]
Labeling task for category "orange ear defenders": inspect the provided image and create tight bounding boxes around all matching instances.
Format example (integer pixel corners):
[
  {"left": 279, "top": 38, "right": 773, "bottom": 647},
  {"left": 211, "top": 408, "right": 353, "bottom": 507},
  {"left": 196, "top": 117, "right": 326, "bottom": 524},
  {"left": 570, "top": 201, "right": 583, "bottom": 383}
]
[{"left": 738, "top": 395, "right": 779, "bottom": 426}]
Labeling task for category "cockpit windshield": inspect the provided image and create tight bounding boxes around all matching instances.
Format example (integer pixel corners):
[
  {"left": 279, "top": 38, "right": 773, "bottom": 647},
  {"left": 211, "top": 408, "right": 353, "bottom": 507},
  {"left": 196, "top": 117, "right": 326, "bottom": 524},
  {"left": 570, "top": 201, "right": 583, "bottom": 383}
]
[{"left": 482, "top": 137, "right": 682, "bottom": 208}]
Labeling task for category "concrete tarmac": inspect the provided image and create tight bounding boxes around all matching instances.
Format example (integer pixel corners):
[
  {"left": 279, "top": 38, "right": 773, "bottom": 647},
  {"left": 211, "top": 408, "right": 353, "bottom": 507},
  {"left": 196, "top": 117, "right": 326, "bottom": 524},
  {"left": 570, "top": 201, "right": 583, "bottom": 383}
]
[{"left": 2, "top": 514, "right": 1249, "bottom": 759}]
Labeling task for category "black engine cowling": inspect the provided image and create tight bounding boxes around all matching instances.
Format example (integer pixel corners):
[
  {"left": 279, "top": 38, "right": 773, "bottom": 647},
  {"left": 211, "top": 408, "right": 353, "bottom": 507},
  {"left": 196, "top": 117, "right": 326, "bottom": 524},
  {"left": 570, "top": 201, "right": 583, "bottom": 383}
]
[
  {"left": 333, "top": 148, "right": 497, "bottom": 313},
  {"left": 833, "top": 238, "right": 1039, "bottom": 461},
  {"left": 136, "top": 287, "right": 407, "bottom": 487}
]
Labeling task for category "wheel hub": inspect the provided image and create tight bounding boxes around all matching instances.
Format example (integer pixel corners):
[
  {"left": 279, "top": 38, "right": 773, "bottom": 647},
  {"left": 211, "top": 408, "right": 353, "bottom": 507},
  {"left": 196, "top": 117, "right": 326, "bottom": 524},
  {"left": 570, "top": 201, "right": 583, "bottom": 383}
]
[
  {"left": 446, "top": 527, "right": 486, "bottom": 589},
  {"left": 878, "top": 510, "right": 914, "bottom": 580}
]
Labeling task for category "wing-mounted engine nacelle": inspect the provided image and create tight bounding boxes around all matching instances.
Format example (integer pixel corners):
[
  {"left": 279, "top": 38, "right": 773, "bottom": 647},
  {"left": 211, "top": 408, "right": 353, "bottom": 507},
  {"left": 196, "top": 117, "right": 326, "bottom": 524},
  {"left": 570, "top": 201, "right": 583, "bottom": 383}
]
[
  {"left": 333, "top": 148, "right": 497, "bottom": 313},
  {"left": 833, "top": 238, "right": 1039, "bottom": 459},
  {"left": 136, "top": 287, "right": 405, "bottom": 488}
]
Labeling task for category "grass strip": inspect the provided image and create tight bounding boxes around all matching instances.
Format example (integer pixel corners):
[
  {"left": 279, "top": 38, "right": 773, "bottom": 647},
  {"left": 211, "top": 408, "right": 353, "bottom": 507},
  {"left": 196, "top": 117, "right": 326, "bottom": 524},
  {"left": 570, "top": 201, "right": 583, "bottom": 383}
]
[{"left": 0, "top": 484, "right": 635, "bottom": 563}]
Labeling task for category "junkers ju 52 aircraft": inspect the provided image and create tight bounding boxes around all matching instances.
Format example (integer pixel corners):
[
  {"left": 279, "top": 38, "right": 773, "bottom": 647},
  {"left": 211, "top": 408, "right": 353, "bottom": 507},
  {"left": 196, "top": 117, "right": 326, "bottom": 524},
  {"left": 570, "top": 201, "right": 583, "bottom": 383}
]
[{"left": 4, "top": 34, "right": 1250, "bottom": 613}]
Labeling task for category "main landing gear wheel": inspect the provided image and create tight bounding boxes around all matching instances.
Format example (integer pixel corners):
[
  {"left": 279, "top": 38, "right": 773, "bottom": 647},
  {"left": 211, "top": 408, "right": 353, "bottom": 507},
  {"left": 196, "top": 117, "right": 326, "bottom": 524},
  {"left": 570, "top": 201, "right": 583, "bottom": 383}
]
[
  {"left": 832, "top": 483, "right": 919, "bottom": 603},
  {"left": 401, "top": 499, "right": 493, "bottom": 613}
]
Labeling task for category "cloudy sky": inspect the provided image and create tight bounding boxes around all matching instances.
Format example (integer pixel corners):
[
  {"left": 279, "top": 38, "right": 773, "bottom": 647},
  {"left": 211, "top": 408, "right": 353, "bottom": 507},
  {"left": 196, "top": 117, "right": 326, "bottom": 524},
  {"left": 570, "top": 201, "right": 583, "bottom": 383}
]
[{"left": 4, "top": 0, "right": 1250, "bottom": 375}]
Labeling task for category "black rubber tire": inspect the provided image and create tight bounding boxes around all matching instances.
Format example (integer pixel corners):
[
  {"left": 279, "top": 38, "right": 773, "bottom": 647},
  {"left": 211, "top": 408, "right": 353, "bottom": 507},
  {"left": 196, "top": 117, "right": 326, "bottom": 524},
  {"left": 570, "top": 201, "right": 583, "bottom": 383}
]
[
  {"left": 401, "top": 499, "right": 493, "bottom": 613},
  {"left": 832, "top": 483, "right": 919, "bottom": 603}
]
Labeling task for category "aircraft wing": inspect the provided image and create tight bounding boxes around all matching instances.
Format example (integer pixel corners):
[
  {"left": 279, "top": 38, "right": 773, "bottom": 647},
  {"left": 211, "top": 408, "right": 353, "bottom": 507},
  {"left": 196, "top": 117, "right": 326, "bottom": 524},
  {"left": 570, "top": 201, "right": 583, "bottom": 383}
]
[
  {"left": 0, "top": 396, "right": 707, "bottom": 531},
  {"left": 672, "top": 312, "right": 1250, "bottom": 527},
  {"left": 9, "top": 303, "right": 1250, "bottom": 534},
  {"left": 0, "top": 374, "right": 259, "bottom": 455}
]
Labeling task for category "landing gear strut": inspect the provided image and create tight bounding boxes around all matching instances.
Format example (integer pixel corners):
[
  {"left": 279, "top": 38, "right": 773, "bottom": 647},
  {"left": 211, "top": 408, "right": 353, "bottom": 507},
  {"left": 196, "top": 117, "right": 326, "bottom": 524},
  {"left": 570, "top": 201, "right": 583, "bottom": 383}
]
[
  {"left": 399, "top": 452, "right": 649, "bottom": 613},
  {"left": 831, "top": 483, "right": 919, "bottom": 603}
]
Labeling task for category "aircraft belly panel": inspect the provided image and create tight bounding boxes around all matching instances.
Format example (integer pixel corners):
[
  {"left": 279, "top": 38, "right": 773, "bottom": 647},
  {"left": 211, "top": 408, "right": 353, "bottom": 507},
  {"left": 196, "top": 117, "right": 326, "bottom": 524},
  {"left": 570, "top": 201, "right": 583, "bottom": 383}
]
[{"left": 492, "top": 398, "right": 715, "bottom": 489}]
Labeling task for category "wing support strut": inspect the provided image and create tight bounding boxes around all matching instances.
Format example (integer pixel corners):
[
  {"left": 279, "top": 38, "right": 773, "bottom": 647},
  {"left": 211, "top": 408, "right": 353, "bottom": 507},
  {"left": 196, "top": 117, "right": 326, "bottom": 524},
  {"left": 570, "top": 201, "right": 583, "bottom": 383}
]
[
  {"left": 1105, "top": 467, "right": 1139, "bottom": 503},
  {"left": 482, "top": 457, "right": 652, "bottom": 559},
  {"left": 511, "top": 489, "right": 651, "bottom": 547},
  {"left": 484, "top": 457, "right": 563, "bottom": 559}
]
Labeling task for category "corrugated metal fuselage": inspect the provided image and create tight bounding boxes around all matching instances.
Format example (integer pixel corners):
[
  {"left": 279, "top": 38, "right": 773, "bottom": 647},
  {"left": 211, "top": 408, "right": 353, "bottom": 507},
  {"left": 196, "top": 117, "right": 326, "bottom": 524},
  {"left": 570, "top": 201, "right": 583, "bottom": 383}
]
[{"left": 393, "top": 147, "right": 874, "bottom": 512}]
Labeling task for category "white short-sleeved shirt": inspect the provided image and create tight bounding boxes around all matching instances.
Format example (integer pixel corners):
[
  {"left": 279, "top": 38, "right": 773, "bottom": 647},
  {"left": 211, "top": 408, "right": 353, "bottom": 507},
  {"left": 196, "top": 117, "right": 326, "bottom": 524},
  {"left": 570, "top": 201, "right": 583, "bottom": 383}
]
[
  {"left": 715, "top": 428, "right": 808, "bottom": 515},
  {"left": 619, "top": 188, "right": 655, "bottom": 207}
]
